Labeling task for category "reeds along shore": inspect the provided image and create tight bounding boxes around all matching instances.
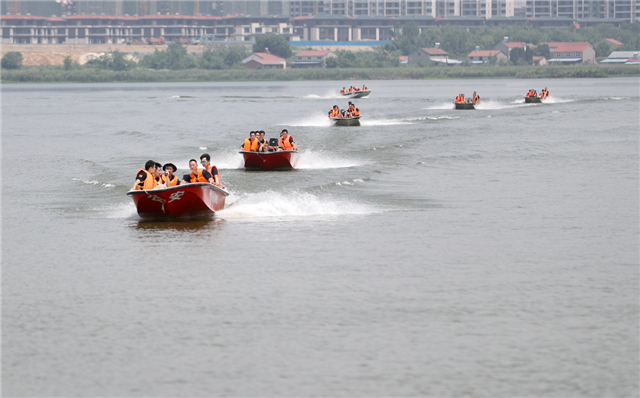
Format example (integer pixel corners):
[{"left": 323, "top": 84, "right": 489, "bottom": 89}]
[{"left": 1, "top": 64, "right": 639, "bottom": 83}]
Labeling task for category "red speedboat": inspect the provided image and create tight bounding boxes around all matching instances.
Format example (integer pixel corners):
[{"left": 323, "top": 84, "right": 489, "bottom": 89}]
[
  {"left": 127, "top": 183, "right": 229, "bottom": 218},
  {"left": 240, "top": 150, "right": 298, "bottom": 170}
]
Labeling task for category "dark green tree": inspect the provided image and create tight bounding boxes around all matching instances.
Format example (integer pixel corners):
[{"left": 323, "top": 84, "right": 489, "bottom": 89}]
[
  {"left": 1, "top": 51, "right": 23, "bottom": 69},
  {"left": 253, "top": 34, "right": 292, "bottom": 59}
]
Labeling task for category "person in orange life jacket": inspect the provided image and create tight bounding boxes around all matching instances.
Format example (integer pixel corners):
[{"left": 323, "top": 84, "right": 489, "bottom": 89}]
[
  {"left": 472, "top": 91, "right": 480, "bottom": 103},
  {"left": 180, "top": 159, "right": 215, "bottom": 185},
  {"left": 256, "top": 130, "right": 270, "bottom": 152},
  {"left": 132, "top": 159, "right": 166, "bottom": 191},
  {"left": 540, "top": 87, "right": 549, "bottom": 98},
  {"left": 340, "top": 87, "right": 347, "bottom": 94},
  {"left": 241, "top": 131, "right": 259, "bottom": 152},
  {"left": 277, "top": 129, "right": 297, "bottom": 151},
  {"left": 154, "top": 162, "right": 164, "bottom": 183},
  {"left": 348, "top": 101, "right": 360, "bottom": 116},
  {"left": 199, "top": 153, "right": 224, "bottom": 188},
  {"left": 329, "top": 105, "right": 342, "bottom": 118},
  {"left": 362, "top": 84, "right": 368, "bottom": 91},
  {"left": 349, "top": 86, "right": 353, "bottom": 93},
  {"left": 160, "top": 163, "right": 179, "bottom": 187}
]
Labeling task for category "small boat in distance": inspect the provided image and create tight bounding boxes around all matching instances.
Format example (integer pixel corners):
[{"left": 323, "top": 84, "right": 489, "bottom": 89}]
[
  {"left": 127, "top": 183, "right": 228, "bottom": 219},
  {"left": 341, "top": 90, "right": 371, "bottom": 99},
  {"left": 330, "top": 116, "right": 361, "bottom": 126},
  {"left": 454, "top": 102, "right": 476, "bottom": 110},
  {"left": 524, "top": 96, "right": 544, "bottom": 103},
  {"left": 240, "top": 150, "right": 299, "bottom": 170}
]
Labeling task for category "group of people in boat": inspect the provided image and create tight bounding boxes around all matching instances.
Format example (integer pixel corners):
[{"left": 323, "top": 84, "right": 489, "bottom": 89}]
[
  {"left": 132, "top": 154, "right": 223, "bottom": 191},
  {"left": 526, "top": 87, "right": 549, "bottom": 98},
  {"left": 328, "top": 101, "right": 360, "bottom": 119},
  {"left": 340, "top": 85, "right": 368, "bottom": 94},
  {"left": 454, "top": 91, "right": 481, "bottom": 104},
  {"left": 240, "top": 129, "right": 297, "bottom": 152}
]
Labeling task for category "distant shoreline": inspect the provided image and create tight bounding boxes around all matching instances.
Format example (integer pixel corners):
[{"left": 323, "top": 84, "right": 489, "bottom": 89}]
[{"left": 1, "top": 64, "right": 638, "bottom": 84}]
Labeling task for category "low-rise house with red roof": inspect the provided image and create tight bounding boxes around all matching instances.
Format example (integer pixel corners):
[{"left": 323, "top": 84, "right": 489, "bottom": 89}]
[
  {"left": 290, "top": 50, "right": 336, "bottom": 68},
  {"left": 241, "top": 52, "right": 286, "bottom": 69},
  {"left": 493, "top": 40, "right": 527, "bottom": 57},
  {"left": 467, "top": 47, "right": 507, "bottom": 64},
  {"left": 542, "top": 42, "right": 595, "bottom": 64},
  {"left": 408, "top": 45, "right": 457, "bottom": 65}
]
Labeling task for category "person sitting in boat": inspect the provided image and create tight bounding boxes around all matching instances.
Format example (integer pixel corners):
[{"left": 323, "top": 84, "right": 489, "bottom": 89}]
[
  {"left": 540, "top": 87, "right": 549, "bottom": 98},
  {"left": 472, "top": 91, "right": 480, "bottom": 103},
  {"left": 362, "top": 84, "right": 368, "bottom": 91},
  {"left": 348, "top": 101, "right": 360, "bottom": 116},
  {"left": 200, "top": 153, "right": 224, "bottom": 188},
  {"left": 340, "top": 87, "right": 347, "bottom": 95},
  {"left": 329, "top": 105, "right": 342, "bottom": 118},
  {"left": 454, "top": 94, "right": 465, "bottom": 103},
  {"left": 132, "top": 160, "right": 166, "bottom": 191},
  {"left": 277, "top": 129, "right": 297, "bottom": 151},
  {"left": 240, "top": 131, "right": 259, "bottom": 152},
  {"left": 160, "top": 163, "right": 179, "bottom": 187},
  {"left": 348, "top": 86, "right": 354, "bottom": 93},
  {"left": 181, "top": 159, "right": 216, "bottom": 186},
  {"left": 353, "top": 86, "right": 360, "bottom": 91},
  {"left": 256, "top": 131, "right": 270, "bottom": 152}
]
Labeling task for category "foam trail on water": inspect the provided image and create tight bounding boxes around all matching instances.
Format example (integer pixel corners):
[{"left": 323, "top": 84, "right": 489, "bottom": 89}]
[
  {"left": 362, "top": 118, "right": 412, "bottom": 126},
  {"left": 287, "top": 114, "right": 333, "bottom": 127},
  {"left": 427, "top": 102, "right": 456, "bottom": 110},
  {"left": 296, "top": 150, "right": 366, "bottom": 169},
  {"left": 219, "top": 190, "right": 375, "bottom": 220}
]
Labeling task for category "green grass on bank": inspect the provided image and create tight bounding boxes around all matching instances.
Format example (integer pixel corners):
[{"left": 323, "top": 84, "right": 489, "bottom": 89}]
[{"left": 1, "top": 64, "right": 638, "bottom": 83}]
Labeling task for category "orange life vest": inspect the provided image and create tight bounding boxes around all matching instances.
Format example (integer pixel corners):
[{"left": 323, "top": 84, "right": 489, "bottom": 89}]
[
  {"left": 189, "top": 170, "right": 209, "bottom": 183},
  {"left": 473, "top": 94, "right": 479, "bottom": 103},
  {"left": 330, "top": 108, "right": 340, "bottom": 117},
  {"left": 160, "top": 174, "right": 178, "bottom": 187},
  {"left": 354, "top": 86, "right": 360, "bottom": 91},
  {"left": 135, "top": 169, "right": 157, "bottom": 190},
  {"left": 243, "top": 138, "right": 258, "bottom": 151},
  {"left": 204, "top": 164, "right": 220, "bottom": 182},
  {"left": 350, "top": 107, "right": 360, "bottom": 116},
  {"left": 279, "top": 135, "right": 295, "bottom": 150},
  {"left": 455, "top": 95, "right": 462, "bottom": 103},
  {"left": 363, "top": 85, "right": 367, "bottom": 90}
]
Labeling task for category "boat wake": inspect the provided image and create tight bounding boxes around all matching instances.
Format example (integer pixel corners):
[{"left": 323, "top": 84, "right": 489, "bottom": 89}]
[
  {"left": 296, "top": 150, "right": 366, "bottom": 169},
  {"left": 287, "top": 114, "right": 334, "bottom": 127},
  {"left": 361, "top": 118, "right": 412, "bottom": 126},
  {"left": 219, "top": 190, "right": 375, "bottom": 220},
  {"left": 426, "top": 102, "right": 456, "bottom": 110},
  {"left": 73, "top": 177, "right": 116, "bottom": 188}
]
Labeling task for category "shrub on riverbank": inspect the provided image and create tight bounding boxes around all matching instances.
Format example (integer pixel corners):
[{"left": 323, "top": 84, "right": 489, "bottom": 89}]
[{"left": 1, "top": 64, "right": 638, "bottom": 83}]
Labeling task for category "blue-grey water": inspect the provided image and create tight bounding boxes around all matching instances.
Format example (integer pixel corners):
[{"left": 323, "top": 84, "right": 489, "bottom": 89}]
[{"left": 2, "top": 78, "right": 639, "bottom": 397}]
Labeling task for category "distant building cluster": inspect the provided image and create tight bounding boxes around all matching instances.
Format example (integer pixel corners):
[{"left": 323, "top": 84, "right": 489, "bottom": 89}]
[
  {"left": 1, "top": 0, "right": 636, "bottom": 46},
  {"left": 2, "top": 0, "right": 638, "bottom": 22}
]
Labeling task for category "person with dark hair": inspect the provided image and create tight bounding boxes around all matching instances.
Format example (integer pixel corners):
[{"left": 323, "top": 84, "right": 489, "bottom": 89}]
[
  {"left": 132, "top": 159, "right": 166, "bottom": 190},
  {"left": 160, "top": 163, "right": 179, "bottom": 187},
  {"left": 181, "top": 159, "right": 215, "bottom": 185},
  {"left": 277, "top": 129, "right": 297, "bottom": 151},
  {"left": 256, "top": 131, "right": 271, "bottom": 152},
  {"left": 200, "top": 153, "right": 223, "bottom": 188},
  {"left": 241, "top": 131, "right": 259, "bottom": 152}
]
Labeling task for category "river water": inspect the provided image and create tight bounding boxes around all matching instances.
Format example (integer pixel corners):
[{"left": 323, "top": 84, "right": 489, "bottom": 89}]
[{"left": 2, "top": 78, "right": 639, "bottom": 397}]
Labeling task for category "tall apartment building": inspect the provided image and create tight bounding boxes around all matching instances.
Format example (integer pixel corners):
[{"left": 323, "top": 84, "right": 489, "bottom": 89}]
[
  {"left": 323, "top": 0, "right": 513, "bottom": 18},
  {"left": 526, "top": 0, "right": 638, "bottom": 21}
]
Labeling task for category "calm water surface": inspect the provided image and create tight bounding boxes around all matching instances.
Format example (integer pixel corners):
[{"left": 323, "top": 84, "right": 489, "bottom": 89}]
[{"left": 2, "top": 78, "right": 639, "bottom": 397}]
